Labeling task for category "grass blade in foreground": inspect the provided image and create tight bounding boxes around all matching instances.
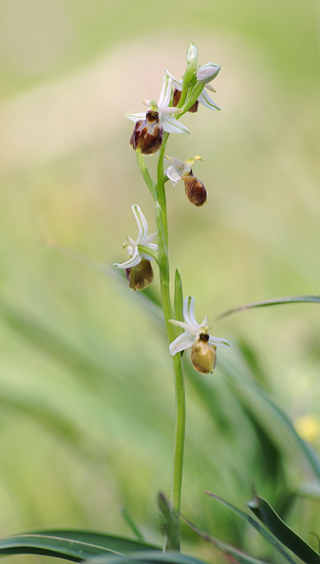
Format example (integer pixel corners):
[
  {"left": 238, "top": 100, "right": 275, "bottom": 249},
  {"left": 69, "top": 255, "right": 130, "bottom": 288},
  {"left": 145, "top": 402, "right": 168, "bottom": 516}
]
[
  {"left": 247, "top": 496, "right": 320, "bottom": 564},
  {"left": 0, "top": 531, "right": 160, "bottom": 562},
  {"left": 89, "top": 551, "right": 222, "bottom": 564},
  {"left": 205, "top": 492, "right": 298, "bottom": 564}
]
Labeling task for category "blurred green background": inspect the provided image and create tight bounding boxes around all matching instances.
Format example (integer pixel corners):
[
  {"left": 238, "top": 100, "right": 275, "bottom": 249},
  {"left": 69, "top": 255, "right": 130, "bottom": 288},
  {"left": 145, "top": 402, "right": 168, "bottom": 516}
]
[{"left": 0, "top": 0, "right": 320, "bottom": 561}]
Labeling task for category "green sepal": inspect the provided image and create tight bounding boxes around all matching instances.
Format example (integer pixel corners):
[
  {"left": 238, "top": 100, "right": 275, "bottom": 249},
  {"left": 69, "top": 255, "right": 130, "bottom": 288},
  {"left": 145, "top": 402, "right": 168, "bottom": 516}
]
[{"left": 137, "top": 245, "right": 159, "bottom": 264}]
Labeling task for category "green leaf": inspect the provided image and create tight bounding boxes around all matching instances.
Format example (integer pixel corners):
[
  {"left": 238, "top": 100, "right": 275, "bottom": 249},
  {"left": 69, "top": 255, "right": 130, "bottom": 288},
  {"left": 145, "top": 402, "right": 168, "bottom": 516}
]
[
  {"left": 205, "top": 492, "right": 298, "bottom": 564},
  {"left": 247, "top": 496, "right": 320, "bottom": 564},
  {"left": 0, "top": 531, "right": 160, "bottom": 562},
  {"left": 214, "top": 295, "right": 320, "bottom": 321},
  {"left": 182, "top": 516, "right": 271, "bottom": 564},
  {"left": 174, "top": 270, "right": 184, "bottom": 334}
]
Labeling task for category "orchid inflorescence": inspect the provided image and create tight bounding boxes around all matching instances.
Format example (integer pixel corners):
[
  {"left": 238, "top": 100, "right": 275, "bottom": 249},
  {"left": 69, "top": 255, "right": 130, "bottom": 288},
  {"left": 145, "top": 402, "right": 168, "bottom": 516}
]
[{"left": 115, "top": 43, "right": 229, "bottom": 377}]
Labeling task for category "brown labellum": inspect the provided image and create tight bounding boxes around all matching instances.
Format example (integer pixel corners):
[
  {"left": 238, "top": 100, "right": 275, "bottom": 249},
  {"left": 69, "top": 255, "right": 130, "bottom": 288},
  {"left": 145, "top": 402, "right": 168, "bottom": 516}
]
[
  {"left": 125, "top": 259, "right": 154, "bottom": 291},
  {"left": 130, "top": 110, "right": 163, "bottom": 155},
  {"left": 191, "top": 336, "right": 217, "bottom": 374},
  {"left": 182, "top": 173, "right": 207, "bottom": 207}
]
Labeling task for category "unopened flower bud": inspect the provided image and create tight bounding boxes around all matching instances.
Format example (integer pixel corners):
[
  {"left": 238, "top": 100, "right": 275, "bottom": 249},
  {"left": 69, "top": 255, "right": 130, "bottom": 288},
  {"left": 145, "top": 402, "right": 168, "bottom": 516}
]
[
  {"left": 191, "top": 333, "right": 217, "bottom": 374},
  {"left": 172, "top": 89, "right": 199, "bottom": 113},
  {"left": 182, "top": 173, "right": 207, "bottom": 207},
  {"left": 129, "top": 109, "right": 163, "bottom": 155},
  {"left": 125, "top": 258, "right": 154, "bottom": 291},
  {"left": 196, "top": 63, "right": 221, "bottom": 84},
  {"left": 186, "top": 44, "right": 198, "bottom": 64}
]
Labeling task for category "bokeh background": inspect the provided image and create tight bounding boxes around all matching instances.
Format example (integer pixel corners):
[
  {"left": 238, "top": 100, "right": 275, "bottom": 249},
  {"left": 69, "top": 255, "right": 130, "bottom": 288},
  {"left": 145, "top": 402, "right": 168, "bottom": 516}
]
[{"left": 0, "top": 0, "right": 320, "bottom": 561}]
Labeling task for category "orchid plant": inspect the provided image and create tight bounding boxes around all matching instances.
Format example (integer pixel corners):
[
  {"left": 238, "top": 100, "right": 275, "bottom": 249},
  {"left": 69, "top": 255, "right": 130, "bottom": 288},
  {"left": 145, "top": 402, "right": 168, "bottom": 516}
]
[
  {"left": 1, "top": 42, "right": 320, "bottom": 564},
  {"left": 113, "top": 45, "right": 232, "bottom": 544}
]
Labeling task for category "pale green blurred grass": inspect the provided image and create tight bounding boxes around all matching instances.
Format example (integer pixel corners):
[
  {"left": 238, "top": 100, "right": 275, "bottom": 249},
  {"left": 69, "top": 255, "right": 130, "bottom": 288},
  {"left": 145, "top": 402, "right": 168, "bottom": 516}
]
[{"left": 0, "top": 0, "right": 320, "bottom": 559}]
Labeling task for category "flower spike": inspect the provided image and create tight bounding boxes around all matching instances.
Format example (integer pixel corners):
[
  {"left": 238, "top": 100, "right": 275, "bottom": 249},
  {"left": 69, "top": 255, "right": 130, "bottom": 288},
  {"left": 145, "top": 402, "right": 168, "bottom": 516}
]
[{"left": 169, "top": 296, "right": 230, "bottom": 374}]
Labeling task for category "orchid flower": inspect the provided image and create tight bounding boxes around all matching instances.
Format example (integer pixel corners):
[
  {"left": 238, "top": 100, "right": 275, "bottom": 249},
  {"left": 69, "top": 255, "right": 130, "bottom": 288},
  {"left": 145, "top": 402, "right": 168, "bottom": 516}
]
[
  {"left": 164, "top": 156, "right": 207, "bottom": 206},
  {"left": 114, "top": 204, "right": 157, "bottom": 270},
  {"left": 164, "top": 155, "right": 203, "bottom": 186},
  {"left": 166, "top": 69, "right": 221, "bottom": 111},
  {"left": 126, "top": 75, "right": 189, "bottom": 154},
  {"left": 169, "top": 296, "right": 230, "bottom": 373}
]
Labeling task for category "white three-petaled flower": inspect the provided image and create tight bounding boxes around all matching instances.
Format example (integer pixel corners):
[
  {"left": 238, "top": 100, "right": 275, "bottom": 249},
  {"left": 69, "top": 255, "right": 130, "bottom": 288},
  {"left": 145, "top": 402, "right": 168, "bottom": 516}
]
[
  {"left": 114, "top": 205, "right": 158, "bottom": 269},
  {"left": 169, "top": 296, "right": 230, "bottom": 356},
  {"left": 126, "top": 74, "right": 189, "bottom": 135},
  {"left": 166, "top": 69, "right": 221, "bottom": 111}
]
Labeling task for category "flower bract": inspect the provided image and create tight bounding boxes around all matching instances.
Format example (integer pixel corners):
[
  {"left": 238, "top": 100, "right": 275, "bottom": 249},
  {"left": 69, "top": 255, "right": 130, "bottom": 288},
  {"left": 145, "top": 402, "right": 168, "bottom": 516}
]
[{"left": 169, "top": 296, "right": 230, "bottom": 373}]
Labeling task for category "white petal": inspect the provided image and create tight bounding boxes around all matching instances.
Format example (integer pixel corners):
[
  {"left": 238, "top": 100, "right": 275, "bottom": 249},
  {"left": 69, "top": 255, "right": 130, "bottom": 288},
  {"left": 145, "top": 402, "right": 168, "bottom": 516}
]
[
  {"left": 125, "top": 112, "right": 147, "bottom": 122},
  {"left": 198, "top": 90, "right": 220, "bottom": 111},
  {"left": 170, "top": 319, "right": 198, "bottom": 335},
  {"left": 169, "top": 332, "right": 195, "bottom": 355},
  {"left": 183, "top": 296, "right": 199, "bottom": 328},
  {"left": 131, "top": 204, "right": 148, "bottom": 244},
  {"left": 158, "top": 74, "right": 172, "bottom": 108},
  {"left": 144, "top": 233, "right": 157, "bottom": 244},
  {"left": 164, "top": 156, "right": 184, "bottom": 168},
  {"left": 114, "top": 246, "right": 141, "bottom": 269},
  {"left": 165, "top": 165, "right": 182, "bottom": 185},
  {"left": 161, "top": 115, "right": 189, "bottom": 134},
  {"left": 166, "top": 69, "right": 183, "bottom": 91},
  {"left": 160, "top": 106, "right": 181, "bottom": 115},
  {"left": 208, "top": 335, "right": 231, "bottom": 348}
]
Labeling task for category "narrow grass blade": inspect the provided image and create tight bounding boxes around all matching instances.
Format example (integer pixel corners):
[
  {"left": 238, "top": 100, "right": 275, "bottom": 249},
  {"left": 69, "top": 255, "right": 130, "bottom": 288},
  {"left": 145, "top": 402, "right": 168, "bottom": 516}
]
[
  {"left": 247, "top": 496, "right": 320, "bottom": 564},
  {"left": 215, "top": 295, "right": 320, "bottom": 321},
  {"left": 120, "top": 507, "right": 145, "bottom": 541},
  {"left": 182, "top": 516, "right": 271, "bottom": 564},
  {"left": 220, "top": 358, "right": 320, "bottom": 480},
  {"left": 205, "top": 493, "right": 298, "bottom": 564}
]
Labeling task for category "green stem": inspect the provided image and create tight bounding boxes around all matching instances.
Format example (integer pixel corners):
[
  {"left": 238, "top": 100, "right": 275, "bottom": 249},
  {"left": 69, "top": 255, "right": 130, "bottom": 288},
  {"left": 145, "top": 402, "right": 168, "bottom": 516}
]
[
  {"left": 155, "top": 153, "right": 186, "bottom": 550},
  {"left": 161, "top": 279, "right": 185, "bottom": 516},
  {"left": 136, "top": 136, "right": 186, "bottom": 546}
]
